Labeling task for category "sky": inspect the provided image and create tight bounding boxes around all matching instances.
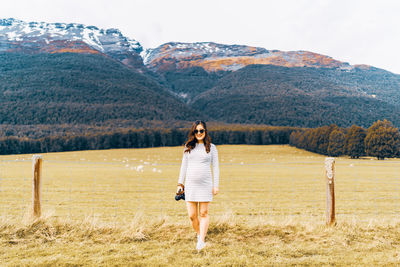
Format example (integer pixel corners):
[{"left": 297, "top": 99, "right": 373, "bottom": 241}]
[{"left": 1, "top": 0, "right": 400, "bottom": 74}]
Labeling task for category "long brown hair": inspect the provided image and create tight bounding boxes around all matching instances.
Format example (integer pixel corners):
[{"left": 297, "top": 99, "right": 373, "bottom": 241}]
[{"left": 184, "top": 120, "right": 211, "bottom": 153}]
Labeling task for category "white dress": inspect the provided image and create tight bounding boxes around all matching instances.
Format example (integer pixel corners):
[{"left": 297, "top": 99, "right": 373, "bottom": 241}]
[{"left": 178, "top": 143, "right": 219, "bottom": 202}]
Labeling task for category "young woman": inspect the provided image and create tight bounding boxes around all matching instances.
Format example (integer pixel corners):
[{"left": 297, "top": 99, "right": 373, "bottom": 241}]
[{"left": 177, "top": 120, "right": 219, "bottom": 251}]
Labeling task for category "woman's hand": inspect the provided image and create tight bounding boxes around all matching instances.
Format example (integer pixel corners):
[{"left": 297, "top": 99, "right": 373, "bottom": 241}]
[
  {"left": 212, "top": 187, "right": 219, "bottom": 195},
  {"left": 177, "top": 185, "right": 184, "bottom": 194}
]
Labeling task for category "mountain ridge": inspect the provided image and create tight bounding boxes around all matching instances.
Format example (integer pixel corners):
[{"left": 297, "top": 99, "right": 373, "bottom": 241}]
[
  {"left": 1, "top": 17, "right": 400, "bottom": 131},
  {"left": 0, "top": 18, "right": 144, "bottom": 69},
  {"left": 143, "top": 41, "right": 373, "bottom": 73},
  {"left": 2, "top": 18, "right": 383, "bottom": 74}
]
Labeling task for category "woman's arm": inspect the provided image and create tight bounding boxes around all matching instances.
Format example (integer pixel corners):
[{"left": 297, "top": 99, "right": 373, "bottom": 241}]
[
  {"left": 178, "top": 148, "right": 188, "bottom": 185},
  {"left": 211, "top": 144, "right": 219, "bottom": 189}
]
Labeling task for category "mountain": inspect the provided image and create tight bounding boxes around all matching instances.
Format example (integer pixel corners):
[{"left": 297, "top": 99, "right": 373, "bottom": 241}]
[
  {"left": 0, "top": 18, "right": 144, "bottom": 69},
  {"left": 144, "top": 42, "right": 400, "bottom": 128},
  {"left": 143, "top": 41, "right": 376, "bottom": 104},
  {"left": 1, "top": 18, "right": 400, "bottom": 133},
  {"left": 143, "top": 42, "right": 357, "bottom": 72},
  {"left": 0, "top": 18, "right": 213, "bottom": 138}
]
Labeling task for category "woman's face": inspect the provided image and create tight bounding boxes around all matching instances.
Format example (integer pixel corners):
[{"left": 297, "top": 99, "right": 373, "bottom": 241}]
[{"left": 195, "top": 124, "right": 206, "bottom": 141}]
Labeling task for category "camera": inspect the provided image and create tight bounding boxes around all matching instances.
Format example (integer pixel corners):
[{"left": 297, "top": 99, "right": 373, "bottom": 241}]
[{"left": 175, "top": 188, "right": 185, "bottom": 201}]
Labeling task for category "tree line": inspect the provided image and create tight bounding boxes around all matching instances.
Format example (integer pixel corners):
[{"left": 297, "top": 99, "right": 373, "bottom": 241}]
[
  {"left": 289, "top": 119, "right": 400, "bottom": 159},
  {"left": 0, "top": 125, "right": 297, "bottom": 155},
  {"left": 2, "top": 119, "right": 398, "bottom": 159}
]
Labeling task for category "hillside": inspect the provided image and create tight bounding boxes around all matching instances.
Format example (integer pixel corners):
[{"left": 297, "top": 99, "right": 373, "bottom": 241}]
[
  {"left": 145, "top": 42, "right": 400, "bottom": 128},
  {"left": 189, "top": 65, "right": 400, "bottom": 128},
  {"left": 0, "top": 52, "right": 207, "bottom": 131}
]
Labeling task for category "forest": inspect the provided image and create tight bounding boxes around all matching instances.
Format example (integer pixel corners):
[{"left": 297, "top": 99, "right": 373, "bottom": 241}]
[
  {"left": 289, "top": 119, "right": 400, "bottom": 160},
  {"left": 0, "top": 125, "right": 296, "bottom": 155}
]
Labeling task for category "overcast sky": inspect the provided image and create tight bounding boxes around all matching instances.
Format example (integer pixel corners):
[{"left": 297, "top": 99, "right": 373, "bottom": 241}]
[{"left": 2, "top": 0, "right": 400, "bottom": 74}]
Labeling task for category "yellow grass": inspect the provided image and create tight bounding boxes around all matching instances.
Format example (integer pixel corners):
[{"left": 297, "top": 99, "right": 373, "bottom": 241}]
[
  {"left": 1, "top": 213, "right": 400, "bottom": 265},
  {"left": 1, "top": 145, "right": 400, "bottom": 265}
]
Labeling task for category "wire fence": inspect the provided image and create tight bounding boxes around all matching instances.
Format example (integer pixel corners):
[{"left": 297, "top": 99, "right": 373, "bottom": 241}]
[{"left": 1, "top": 157, "right": 400, "bottom": 223}]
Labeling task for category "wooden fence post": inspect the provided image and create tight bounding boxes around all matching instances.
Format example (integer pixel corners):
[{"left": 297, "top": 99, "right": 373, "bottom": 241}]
[
  {"left": 325, "top": 157, "right": 335, "bottom": 225},
  {"left": 32, "top": 155, "right": 43, "bottom": 218}
]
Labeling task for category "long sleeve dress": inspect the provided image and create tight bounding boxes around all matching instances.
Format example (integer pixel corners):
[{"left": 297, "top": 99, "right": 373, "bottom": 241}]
[{"left": 178, "top": 142, "right": 219, "bottom": 202}]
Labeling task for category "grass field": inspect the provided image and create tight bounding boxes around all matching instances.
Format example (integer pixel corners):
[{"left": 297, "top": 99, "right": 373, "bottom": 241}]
[{"left": 1, "top": 145, "right": 400, "bottom": 265}]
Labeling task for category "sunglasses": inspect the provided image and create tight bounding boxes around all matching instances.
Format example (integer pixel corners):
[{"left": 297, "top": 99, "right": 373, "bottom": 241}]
[{"left": 194, "top": 129, "right": 205, "bottom": 134}]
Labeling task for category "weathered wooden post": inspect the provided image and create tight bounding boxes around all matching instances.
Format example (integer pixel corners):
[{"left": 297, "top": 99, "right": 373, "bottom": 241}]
[
  {"left": 32, "top": 155, "right": 43, "bottom": 218},
  {"left": 325, "top": 157, "right": 335, "bottom": 225}
]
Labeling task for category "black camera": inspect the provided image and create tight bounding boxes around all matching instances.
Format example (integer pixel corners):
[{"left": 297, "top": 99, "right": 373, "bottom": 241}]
[{"left": 175, "top": 188, "right": 185, "bottom": 201}]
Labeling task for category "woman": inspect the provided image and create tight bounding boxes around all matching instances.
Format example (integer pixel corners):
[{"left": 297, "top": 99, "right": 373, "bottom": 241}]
[{"left": 177, "top": 120, "right": 219, "bottom": 251}]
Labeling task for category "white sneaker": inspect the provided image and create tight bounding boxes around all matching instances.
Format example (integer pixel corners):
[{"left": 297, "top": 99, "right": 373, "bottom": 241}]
[{"left": 196, "top": 239, "right": 206, "bottom": 251}]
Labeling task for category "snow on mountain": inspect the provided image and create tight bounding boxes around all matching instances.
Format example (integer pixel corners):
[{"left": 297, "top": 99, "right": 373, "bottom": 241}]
[
  {"left": 143, "top": 42, "right": 361, "bottom": 72},
  {"left": 0, "top": 18, "right": 373, "bottom": 73},
  {"left": 0, "top": 18, "right": 144, "bottom": 69}
]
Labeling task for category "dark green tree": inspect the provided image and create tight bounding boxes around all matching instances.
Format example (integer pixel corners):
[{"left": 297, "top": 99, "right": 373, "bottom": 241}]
[
  {"left": 344, "top": 125, "right": 366, "bottom": 158},
  {"left": 365, "top": 119, "right": 400, "bottom": 160},
  {"left": 315, "top": 124, "right": 338, "bottom": 155},
  {"left": 328, "top": 129, "right": 345, "bottom": 156}
]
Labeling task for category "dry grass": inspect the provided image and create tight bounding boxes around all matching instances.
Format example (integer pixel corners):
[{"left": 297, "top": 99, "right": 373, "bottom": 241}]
[
  {"left": 1, "top": 145, "right": 400, "bottom": 265},
  {"left": 2, "top": 145, "right": 400, "bottom": 223},
  {"left": 1, "top": 212, "right": 400, "bottom": 266}
]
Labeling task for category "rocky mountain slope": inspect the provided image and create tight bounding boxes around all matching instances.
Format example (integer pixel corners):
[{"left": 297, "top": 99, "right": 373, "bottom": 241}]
[
  {"left": 0, "top": 18, "right": 144, "bottom": 69},
  {"left": 143, "top": 42, "right": 362, "bottom": 72}
]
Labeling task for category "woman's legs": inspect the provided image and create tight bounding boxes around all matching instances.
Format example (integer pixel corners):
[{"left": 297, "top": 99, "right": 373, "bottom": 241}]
[
  {"left": 186, "top": 201, "right": 200, "bottom": 235},
  {"left": 198, "top": 202, "right": 209, "bottom": 242}
]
